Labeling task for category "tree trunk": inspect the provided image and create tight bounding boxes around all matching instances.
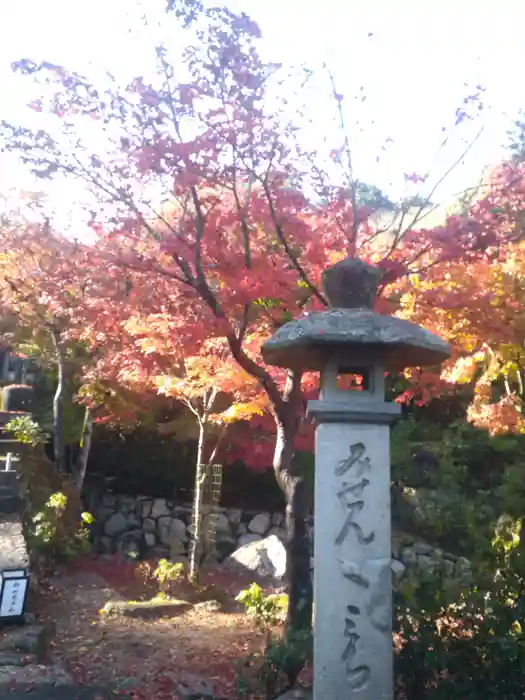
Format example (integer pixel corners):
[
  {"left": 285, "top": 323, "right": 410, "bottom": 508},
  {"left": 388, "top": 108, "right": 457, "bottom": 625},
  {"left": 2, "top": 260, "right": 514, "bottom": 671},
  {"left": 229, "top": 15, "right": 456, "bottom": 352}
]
[
  {"left": 188, "top": 421, "right": 207, "bottom": 583},
  {"left": 273, "top": 415, "right": 313, "bottom": 632},
  {"left": 75, "top": 407, "right": 93, "bottom": 491},
  {"left": 50, "top": 330, "right": 65, "bottom": 473}
]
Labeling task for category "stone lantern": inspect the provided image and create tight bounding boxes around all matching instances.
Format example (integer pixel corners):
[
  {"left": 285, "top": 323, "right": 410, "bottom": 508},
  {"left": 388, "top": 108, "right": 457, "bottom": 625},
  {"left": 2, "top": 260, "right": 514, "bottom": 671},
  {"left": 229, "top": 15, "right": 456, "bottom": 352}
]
[{"left": 262, "top": 258, "right": 450, "bottom": 700}]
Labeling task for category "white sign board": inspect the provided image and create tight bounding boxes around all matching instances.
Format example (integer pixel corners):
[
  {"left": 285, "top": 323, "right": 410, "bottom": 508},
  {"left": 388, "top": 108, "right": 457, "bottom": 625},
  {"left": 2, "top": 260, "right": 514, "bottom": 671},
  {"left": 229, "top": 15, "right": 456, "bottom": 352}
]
[{"left": 0, "top": 571, "right": 28, "bottom": 618}]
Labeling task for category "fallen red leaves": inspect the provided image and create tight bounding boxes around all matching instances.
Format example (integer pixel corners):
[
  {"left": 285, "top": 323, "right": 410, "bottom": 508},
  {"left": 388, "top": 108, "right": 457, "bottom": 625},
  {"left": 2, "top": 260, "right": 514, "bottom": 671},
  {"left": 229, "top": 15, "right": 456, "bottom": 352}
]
[{"left": 35, "top": 555, "right": 280, "bottom": 699}]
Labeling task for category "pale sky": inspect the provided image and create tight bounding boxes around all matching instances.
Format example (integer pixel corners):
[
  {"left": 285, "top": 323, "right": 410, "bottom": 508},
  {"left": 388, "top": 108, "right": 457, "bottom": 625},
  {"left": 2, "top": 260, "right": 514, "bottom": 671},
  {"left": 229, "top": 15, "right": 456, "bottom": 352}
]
[{"left": 1, "top": 0, "right": 524, "bottom": 231}]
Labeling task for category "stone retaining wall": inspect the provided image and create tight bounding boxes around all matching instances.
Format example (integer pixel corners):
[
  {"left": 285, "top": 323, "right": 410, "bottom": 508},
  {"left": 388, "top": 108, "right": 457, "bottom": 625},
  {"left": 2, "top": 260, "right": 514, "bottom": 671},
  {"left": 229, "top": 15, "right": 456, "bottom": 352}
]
[
  {"left": 94, "top": 493, "right": 472, "bottom": 583},
  {"left": 0, "top": 516, "right": 29, "bottom": 572},
  {"left": 0, "top": 469, "right": 28, "bottom": 575},
  {"left": 0, "top": 468, "right": 31, "bottom": 623},
  {"left": 95, "top": 493, "right": 288, "bottom": 561}
]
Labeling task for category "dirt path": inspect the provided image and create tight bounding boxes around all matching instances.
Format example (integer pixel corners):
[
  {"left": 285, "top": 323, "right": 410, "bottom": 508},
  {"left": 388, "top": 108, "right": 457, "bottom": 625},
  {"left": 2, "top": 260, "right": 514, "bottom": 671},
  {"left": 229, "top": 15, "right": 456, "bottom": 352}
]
[{"left": 34, "top": 561, "right": 273, "bottom": 699}]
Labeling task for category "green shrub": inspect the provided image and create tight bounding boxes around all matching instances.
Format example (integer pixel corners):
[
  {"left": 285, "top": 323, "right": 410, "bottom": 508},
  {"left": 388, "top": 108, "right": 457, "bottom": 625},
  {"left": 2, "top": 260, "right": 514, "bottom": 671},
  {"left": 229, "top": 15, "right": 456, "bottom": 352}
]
[
  {"left": 27, "top": 490, "right": 94, "bottom": 562},
  {"left": 5, "top": 415, "right": 49, "bottom": 446},
  {"left": 153, "top": 559, "right": 185, "bottom": 598},
  {"left": 394, "top": 515, "right": 525, "bottom": 699},
  {"left": 236, "top": 630, "right": 312, "bottom": 699},
  {"left": 236, "top": 583, "right": 288, "bottom": 626}
]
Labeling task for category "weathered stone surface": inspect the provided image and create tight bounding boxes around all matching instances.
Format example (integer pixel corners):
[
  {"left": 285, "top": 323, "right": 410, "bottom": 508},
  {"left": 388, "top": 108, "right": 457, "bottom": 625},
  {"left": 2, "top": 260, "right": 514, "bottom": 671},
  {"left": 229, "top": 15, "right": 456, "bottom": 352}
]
[
  {"left": 103, "top": 512, "right": 127, "bottom": 537},
  {"left": 0, "top": 651, "right": 37, "bottom": 666},
  {"left": 169, "top": 541, "right": 186, "bottom": 558},
  {"left": 248, "top": 512, "right": 271, "bottom": 535},
  {"left": 100, "top": 598, "right": 192, "bottom": 619},
  {"left": 171, "top": 518, "right": 187, "bottom": 540},
  {"left": 262, "top": 308, "right": 451, "bottom": 371},
  {"left": 93, "top": 494, "right": 468, "bottom": 586},
  {"left": 322, "top": 257, "right": 382, "bottom": 309},
  {"left": 206, "top": 512, "right": 230, "bottom": 534},
  {"left": 276, "top": 688, "right": 312, "bottom": 700},
  {"left": 0, "top": 685, "right": 114, "bottom": 699},
  {"left": 117, "top": 530, "right": 146, "bottom": 560},
  {"left": 226, "top": 534, "right": 286, "bottom": 579},
  {"left": 167, "top": 670, "right": 215, "bottom": 699},
  {"left": 417, "top": 555, "right": 438, "bottom": 572},
  {"left": 119, "top": 496, "right": 136, "bottom": 512},
  {"left": 442, "top": 558, "right": 455, "bottom": 576},
  {"left": 141, "top": 500, "right": 152, "bottom": 519},
  {"left": 413, "top": 541, "right": 434, "bottom": 555},
  {"left": 96, "top": 507, "right": 113, "bottom": 522},
  {"left": 268, "top": 526, "right": 286, "bottom": 541},
  {"left": 0, "top": 624, "right": 52, "bottom": 659},
  {"left": 126, "top": 514, "right": 141, "bottom": 529},
  {"left": 313, "top": 421, "right": 393, "bottom": 700},
  {"left": 143, "top": 518, "right": 155, "bottom": 533},
  {"left": 271, "top": 512, "right": 284, "bottom": 527},
  {"left": 391, "top": 559, "right": 407, "bottom": 581},
  {"left": 238, "top": 533, "right": 262, "bottom": 547},
  {"left": 98, "top": 536, "right": 113, "bottom": 554},
  {"left": 151, "top": 498, "right": 170, "bottom": 519},
  {"left": 215, "top": 537, "right": 237, "bottom": 561},
  {"left": 0, "top": 515, "right": 28, "bottom": 570},
  {"left": 400, "top": 546, "right": 418, "bottom": 565},
  {"left": 158, "top": 517, "right": 171, "bottom": 544},
  {"left": 227, "top": 508, "right": 242, "bottom": 525},
  {"left": 0, "top": 663, "right": 72, "bottom": 687},
  {"left": 193, "top": 600, "right": 222, "bottom": 613},
  {"left": 158, "top": 517, "right": 186, "bottom": 546},
  {"left": 455, "top": 556, "right": 472, "bottom": 580},
  {"left": 391, "top": 534, "right": 404, "bottom": 559}
]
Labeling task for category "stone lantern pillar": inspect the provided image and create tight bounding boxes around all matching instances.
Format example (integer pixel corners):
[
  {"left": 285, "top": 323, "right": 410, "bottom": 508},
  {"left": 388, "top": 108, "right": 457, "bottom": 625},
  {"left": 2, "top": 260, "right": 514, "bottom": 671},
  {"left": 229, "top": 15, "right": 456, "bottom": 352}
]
[{"left": 262, "top": 258, "right": 450, "bottom": 700}]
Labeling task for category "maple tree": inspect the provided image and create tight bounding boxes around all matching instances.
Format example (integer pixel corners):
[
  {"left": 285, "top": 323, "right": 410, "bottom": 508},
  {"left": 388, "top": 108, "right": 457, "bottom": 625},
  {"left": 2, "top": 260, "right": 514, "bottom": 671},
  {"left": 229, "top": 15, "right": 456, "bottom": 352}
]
[
  {"left": 0, "top": 216, "right": 146, "bottom": 488},
  {"left": 0, "top": 0, "right": 505, "bottom": 631},
  {"left": 0, "top": 220, "right": 86, "bottom": 474},
  {"left": 397, "top": 160, "right": 525, "bottom": 432},
  {"left": 114, "top": 316, "right": 270, "bottom": 581}
]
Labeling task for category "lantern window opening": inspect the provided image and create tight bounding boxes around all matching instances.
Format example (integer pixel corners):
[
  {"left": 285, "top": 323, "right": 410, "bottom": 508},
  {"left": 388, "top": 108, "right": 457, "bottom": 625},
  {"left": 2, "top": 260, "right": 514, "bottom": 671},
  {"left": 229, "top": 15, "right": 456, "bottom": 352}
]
[{"left": 336, "top": 366, "right": 371, "bottom": 392}]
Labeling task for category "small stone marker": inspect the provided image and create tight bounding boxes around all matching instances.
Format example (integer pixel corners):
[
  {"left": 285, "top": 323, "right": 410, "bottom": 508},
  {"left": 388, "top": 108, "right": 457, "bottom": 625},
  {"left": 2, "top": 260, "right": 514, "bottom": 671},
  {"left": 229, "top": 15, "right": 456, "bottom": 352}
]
[{"left": 262, "top": 257, "right": 450, "bottom": 700}]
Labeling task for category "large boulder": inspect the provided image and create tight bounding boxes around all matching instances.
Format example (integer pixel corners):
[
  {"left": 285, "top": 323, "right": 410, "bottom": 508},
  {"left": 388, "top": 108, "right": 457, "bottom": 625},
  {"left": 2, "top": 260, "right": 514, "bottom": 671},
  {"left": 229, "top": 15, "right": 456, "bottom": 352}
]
[{"left": 225, "top": 534, "right": 286, "bottom": 580}]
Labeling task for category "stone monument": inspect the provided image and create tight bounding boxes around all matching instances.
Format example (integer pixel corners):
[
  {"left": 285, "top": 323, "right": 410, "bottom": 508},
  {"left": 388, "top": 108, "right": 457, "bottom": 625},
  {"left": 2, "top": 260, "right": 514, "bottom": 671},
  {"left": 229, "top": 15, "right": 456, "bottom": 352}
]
[{"left": 262, "top": 258, "right": 450, "bottom": 700}]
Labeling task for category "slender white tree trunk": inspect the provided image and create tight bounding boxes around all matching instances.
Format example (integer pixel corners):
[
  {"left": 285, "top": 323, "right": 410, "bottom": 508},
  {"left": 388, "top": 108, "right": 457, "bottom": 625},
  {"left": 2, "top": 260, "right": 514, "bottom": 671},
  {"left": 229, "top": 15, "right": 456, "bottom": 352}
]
[
  {"left": 188, "top": 419, "right": 207, "bottom": 582},
  {"left": 75, "top": 407, "right": 93, "bottom": 491}
]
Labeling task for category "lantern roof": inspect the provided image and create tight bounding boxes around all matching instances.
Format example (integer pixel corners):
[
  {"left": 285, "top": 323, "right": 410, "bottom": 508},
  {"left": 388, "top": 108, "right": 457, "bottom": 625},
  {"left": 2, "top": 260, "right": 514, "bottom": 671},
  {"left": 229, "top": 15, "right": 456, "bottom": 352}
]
[{"left": 261, "top": 257, "right": 451, "bottom": 372}]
